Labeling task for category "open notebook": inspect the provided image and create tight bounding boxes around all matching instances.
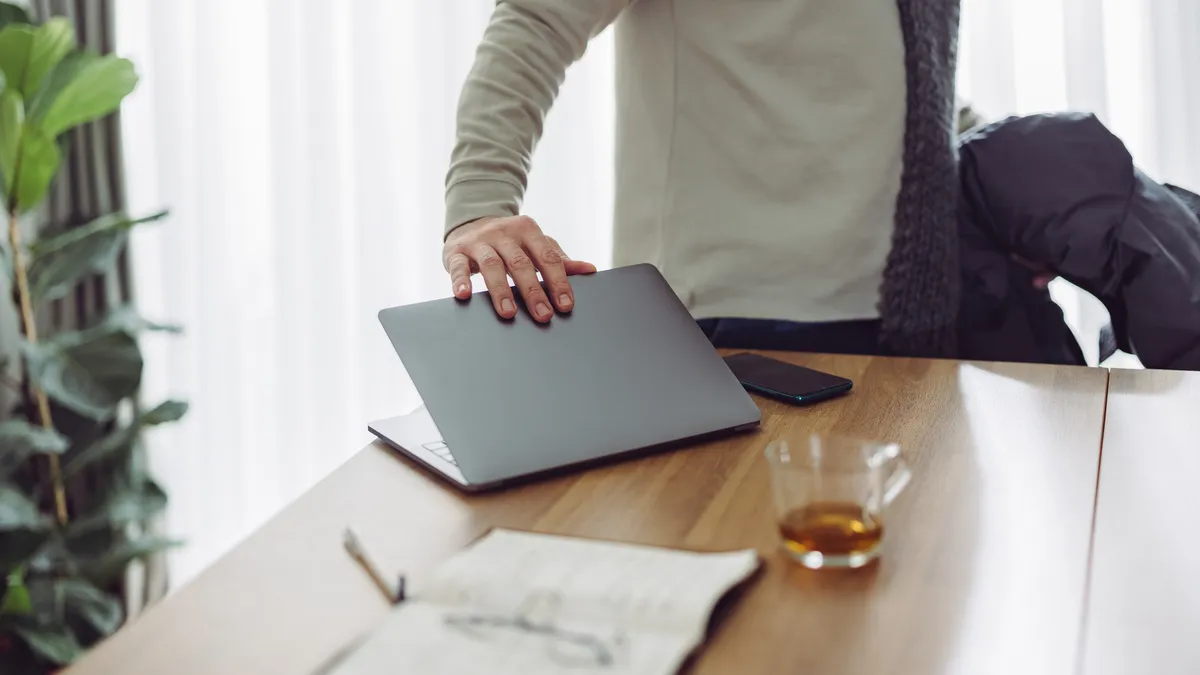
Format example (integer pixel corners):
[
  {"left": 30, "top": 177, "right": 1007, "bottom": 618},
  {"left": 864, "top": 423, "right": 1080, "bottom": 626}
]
[{"left": 327, "top": 529, "right": 761, "bottom": 675}]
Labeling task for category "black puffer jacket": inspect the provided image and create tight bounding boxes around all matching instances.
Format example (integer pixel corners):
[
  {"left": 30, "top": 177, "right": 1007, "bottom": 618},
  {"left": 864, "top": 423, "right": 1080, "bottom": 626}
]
[{"left": 957, "top": 112, "right": 1200, "bottom": 370}]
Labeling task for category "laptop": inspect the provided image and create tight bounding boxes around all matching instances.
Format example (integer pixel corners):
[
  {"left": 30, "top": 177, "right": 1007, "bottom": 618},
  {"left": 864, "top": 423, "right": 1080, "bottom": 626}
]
[{"left": 370, "top": 263, "right": 761, "bottom": 491}]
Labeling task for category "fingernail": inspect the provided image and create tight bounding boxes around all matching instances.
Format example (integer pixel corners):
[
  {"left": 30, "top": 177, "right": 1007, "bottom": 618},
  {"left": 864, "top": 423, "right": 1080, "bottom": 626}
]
[
  {"left": 501, "top": 298, "right": 514, "bottom": 314},
  {"left": 558, "top": 294, "right": 572, "bottom": 308},
  {"left": 535, "top": 302, "right": 551, "bottom": 318},
  {"left": 456, "top": 284, "right": 469, "bottom": 296}
]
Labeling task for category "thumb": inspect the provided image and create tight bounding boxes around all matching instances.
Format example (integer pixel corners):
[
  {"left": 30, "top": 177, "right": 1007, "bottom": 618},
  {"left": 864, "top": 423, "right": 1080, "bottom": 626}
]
[{"left": 1032, "top": 274, "right": 1055, "bottom": 290}]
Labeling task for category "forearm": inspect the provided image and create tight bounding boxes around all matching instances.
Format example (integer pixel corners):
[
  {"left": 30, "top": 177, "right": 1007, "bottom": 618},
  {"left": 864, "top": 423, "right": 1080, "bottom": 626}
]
[{"left": 444, "top": 0, "right": 628, "bottom": 236}]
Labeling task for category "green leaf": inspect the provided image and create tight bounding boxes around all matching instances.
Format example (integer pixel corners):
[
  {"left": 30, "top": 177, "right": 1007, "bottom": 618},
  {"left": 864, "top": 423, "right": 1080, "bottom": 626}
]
[
  {"left": 61, "top": 522, "right": 115, "bottom": 559},
  {"left": 60, "top": 579, "right": 121, "bottom": 635},
  {"left": 1, "top": 570, "right": 32, "bottom": 616},
  {"left": 67, "top": 478, "right": 168, "bottom": 535},
  {"left": 28, "top": 210, "right": 168, "bottom": 302},
  {"left": 140, "top": 400, "right": 188, "bottom": 426},
  {"left": 0, "top": 529, "right": 51, "bottom": 570},
  {"left": 21, "top": 529, "right": 70, "bottom": 576},
  {"left": 42, "top": 400, "right": 101, "bottom": 449},
  {"left": 0, "top": 419, "right": 68, "bottom": 454},
  {"left": 0, "top": 3, "right": 32, "bottom": 31},
  {"left": 29, "top": 209, "right": 167, "bottom": 257},
  {"left": 0, "top": 485, "right": 44, "bottom": 531},
  {"left": 126, "top": 315, "right": 183, "bottom": 334},
  {"left": 77, "top": 535, "right": 181, "bottom": 587},
  {"left": 37, "top": 54, "right": 135, "bottom": 138},
  {"left": 0, "top": 87, "right": 20, "bottom": 198},
  {"left": 85, "top": 305, "right": 181, "bottom": 336},
  {"left": 26, "top": 48, "right": 88, "bottom": 123},
  {"left": 0, "top": 419, "right": 68, "bottom": 479},
  {"left": 11, "top": 121, "right": 58, "bottom": 212},
  {"left": 82, "top": 305, "right": 182, "bottom": 336},
  {"left": 24, "top": 571, "right": 60, "bottom": 625},
  {"left": 0, "top": 484, "right": 49, "bottom": 531},
  {"left": 0, "top": 19, "right": 73, "bottom": 97},
  {"left": 22, "top": 19, "right": 72, "bottom": 97},
  {"left": 0, "top": 24, "right": 33, "bottom": 96},
  {"left": 22, "top": 325, "right": 142, "bottom": 420},
  {"left": 13, "top": 624, "right": 83, "bottom": 665},
  {"left": 21, "top": 308, "right": 179, "bottom": 422},
  {"left": 63, "top": 401, "right": 186, "bottom": 478}
]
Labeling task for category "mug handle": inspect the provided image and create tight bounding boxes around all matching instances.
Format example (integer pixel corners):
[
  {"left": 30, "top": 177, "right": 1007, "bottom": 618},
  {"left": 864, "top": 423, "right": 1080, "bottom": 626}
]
[{"left": 882, "top": 446, "right": 911, "bottom": 507}]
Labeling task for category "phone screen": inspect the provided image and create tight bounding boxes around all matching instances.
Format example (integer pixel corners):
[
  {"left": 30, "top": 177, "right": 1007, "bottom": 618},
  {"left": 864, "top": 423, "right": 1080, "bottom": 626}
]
[{"left": 723, "top": 352, "right": 852, "bottom": 399}]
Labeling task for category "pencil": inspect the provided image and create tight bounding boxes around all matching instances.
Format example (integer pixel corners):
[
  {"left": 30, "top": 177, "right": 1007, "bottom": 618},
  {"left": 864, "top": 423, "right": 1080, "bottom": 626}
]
[{"left": 343, "top": 527, "right": 399, "bottom": 604}]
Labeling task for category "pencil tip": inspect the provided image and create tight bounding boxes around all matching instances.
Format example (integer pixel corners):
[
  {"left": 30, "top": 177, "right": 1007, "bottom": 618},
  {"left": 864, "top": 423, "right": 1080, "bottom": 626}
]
[{"left": 343, "top": 527, "right": 360, "bottom": 552}]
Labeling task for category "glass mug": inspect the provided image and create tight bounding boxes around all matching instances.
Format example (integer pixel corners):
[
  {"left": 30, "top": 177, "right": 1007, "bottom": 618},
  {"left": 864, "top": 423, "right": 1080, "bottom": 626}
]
[{"left": 764, "top": 433, "right": 911, "bottom": 569}]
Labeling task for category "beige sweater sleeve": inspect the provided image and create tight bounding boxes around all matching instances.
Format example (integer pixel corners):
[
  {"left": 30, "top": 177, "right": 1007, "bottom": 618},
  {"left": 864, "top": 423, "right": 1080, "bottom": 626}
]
[{"left": 444, "top": 0, "right": 629, "bottom": 236}]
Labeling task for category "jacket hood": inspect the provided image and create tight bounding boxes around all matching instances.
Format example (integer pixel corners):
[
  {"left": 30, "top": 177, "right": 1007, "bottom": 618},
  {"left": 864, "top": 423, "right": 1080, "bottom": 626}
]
[{"left": 959, "top": 112, "right": 1200, "bottom": 369}]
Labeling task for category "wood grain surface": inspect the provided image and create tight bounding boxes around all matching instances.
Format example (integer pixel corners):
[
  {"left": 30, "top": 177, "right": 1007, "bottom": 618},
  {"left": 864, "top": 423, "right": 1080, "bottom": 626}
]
[
  {"left": 1082, "top": 368, "right": 1200, "bottom": 675},
  {"left": 65, "top": 353, "right": 1110, "bottom": 675}
]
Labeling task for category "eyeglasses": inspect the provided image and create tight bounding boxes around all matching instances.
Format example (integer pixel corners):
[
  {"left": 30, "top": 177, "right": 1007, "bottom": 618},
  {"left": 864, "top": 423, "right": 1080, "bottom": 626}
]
[{"left": 442, "top": 591, "right": 625, "bottom": 668}]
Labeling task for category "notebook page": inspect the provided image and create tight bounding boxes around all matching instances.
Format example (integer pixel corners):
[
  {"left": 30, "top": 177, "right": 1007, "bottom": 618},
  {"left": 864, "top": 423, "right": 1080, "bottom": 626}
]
[
  {"left": 329, "top": 602, "right": 695, "bottom": 675},
  {"left": 421, "top": 530, "right": 760, "bottom": 637},
  {"left": 326, "top": 530, "right": 759, "bottom": 675}
]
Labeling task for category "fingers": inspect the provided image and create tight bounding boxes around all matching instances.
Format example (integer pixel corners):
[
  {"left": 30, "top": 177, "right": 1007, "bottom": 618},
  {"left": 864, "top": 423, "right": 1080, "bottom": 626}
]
[
  {"left": 445, "top": 252, "right": 473, "bottom": 299},
  {"left": 1009, "top": 254, "right": 1056, "bottom": 290},
  {"left": 495, "top": 238, "right": 554, "bottom": 322},
  {"left": 472, "top": 244, "right": 518, "bottom": 319},
  {"left": 442, "top": 216, "right": 595, "bottom": 321},
  {"left": 526, "top": 235, "right": 574, "bottom": 312},
  {"left": 563, "top": 259, "right": 598, "bottom": 275}
]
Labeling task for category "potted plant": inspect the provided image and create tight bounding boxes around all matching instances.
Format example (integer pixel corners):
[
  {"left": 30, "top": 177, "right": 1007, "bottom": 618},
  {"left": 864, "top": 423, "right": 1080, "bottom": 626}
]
[{"left": 0, "top": 5, "right": 186, "bottom": 672}]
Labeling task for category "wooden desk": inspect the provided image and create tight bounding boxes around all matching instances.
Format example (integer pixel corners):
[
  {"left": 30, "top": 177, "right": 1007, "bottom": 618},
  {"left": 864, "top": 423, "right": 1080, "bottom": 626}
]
[
  {"left": 1082, "top": 369, "right": 1200, "bottom": 675},
  {"left": 66, "top": 354, "right": 1109, "bottom": 675}
]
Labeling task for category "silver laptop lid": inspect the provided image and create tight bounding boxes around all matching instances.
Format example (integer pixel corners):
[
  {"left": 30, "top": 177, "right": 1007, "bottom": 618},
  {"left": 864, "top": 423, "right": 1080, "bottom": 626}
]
[{"left": 377, "top": 264, "right": 760, "bottom": 486}]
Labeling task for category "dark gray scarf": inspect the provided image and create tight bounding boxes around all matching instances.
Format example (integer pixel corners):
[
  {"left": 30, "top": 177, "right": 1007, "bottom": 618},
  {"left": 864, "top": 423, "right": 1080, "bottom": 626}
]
[{"left": 879, "top": 0, "right": 962, "bottom": 357}]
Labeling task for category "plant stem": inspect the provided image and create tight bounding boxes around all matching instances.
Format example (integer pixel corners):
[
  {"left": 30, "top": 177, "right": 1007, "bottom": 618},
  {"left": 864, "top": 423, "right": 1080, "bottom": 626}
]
[{"left": 7, "top": 209, "right": 68, "bottom": 525}]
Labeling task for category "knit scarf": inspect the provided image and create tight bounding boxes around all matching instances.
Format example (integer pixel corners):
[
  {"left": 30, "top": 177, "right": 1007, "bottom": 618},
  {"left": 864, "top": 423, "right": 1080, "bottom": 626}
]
[{"left": 879, "top": 0, "right": 962, "bottom": 357}]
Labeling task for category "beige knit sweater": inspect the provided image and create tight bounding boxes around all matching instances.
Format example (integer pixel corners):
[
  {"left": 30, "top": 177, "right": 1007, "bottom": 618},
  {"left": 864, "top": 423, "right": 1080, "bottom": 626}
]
[{"left": 445, "top": 0, "right": 907, "bottom": 323}]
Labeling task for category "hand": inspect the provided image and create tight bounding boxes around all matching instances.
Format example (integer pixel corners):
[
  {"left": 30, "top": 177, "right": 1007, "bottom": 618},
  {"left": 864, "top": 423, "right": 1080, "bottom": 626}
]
[
  {"left": 442, "top": 215, "right": 597, "bottom": 322},
  {"left": 1011, "top": 255, "right": 1057, "bottom": 290}
]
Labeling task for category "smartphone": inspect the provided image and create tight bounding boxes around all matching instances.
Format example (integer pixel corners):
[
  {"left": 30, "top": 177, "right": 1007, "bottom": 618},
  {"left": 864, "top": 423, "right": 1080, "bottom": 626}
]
[{"left": 723, "top": 352, "right": 853, "bottom": 405}]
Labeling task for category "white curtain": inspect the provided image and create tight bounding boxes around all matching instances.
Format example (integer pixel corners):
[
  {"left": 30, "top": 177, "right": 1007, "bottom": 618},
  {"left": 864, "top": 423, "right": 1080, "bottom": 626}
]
[
  {"left": 114, "top": 0, "right": 613, "bottom": 585},
  {"left": 114, "top": 0, "right": 1195, "bottom": 585}
]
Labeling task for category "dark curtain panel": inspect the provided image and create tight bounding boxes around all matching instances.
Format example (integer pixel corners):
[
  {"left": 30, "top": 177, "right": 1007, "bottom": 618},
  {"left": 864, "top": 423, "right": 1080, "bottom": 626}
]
[{"left": 32, "top": 0, "right": 169, "bottom": 615}]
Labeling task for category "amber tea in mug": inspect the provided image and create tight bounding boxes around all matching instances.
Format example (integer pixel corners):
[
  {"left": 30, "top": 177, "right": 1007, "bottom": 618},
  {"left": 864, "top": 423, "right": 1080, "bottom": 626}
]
[
  {"left": 778, "top": 501, "right": 884, "bottom": 561},
  {"left": 765, "top": 434, "right": 910, "bottom": 569}
]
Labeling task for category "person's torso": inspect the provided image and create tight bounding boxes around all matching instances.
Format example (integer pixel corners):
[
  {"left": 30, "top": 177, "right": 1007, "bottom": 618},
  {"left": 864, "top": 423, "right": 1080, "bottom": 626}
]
[{"left": 611, "top": 0, "right": 907, "bottom": 322}]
